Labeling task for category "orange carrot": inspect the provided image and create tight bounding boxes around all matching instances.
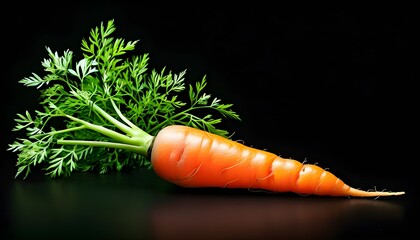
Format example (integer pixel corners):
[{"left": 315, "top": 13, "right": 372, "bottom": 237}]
[
  {"left": 151, "top": 125, "right": 405, "bottom": 197},
  {"left": 9, "top": 20, "right": 405, "bottom": 198}
]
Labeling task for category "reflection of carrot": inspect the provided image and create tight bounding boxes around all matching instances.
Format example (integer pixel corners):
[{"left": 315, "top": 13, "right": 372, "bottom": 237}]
[
  {"left": 151, "top": 125, "right": 405, "bottom": 197},
  {"left": 150, "top": 194, "right": 404, "bottom": 240}
]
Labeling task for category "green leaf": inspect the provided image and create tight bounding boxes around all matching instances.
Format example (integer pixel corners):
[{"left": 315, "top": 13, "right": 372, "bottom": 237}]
[{"left": 9, "top": 19, "right": 241, "bottom": 179}]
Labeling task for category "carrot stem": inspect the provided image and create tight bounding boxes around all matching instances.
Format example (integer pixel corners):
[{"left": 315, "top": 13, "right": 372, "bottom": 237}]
[
  {"left": 57, "top": 139, "right": 147, "bottom": 155},
  {"left": 60, "top": 114, "right": 154, "bottom": 157}
]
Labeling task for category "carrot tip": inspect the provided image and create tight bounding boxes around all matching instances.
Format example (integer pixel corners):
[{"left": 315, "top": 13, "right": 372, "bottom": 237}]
[{"left": 347, "top": 187, "right": 405, "bottom": 197}]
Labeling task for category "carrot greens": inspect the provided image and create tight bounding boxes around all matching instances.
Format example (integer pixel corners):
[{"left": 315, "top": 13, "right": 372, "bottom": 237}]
[{"left": 8, "top": 19, "right": 240, "bottom": 179}]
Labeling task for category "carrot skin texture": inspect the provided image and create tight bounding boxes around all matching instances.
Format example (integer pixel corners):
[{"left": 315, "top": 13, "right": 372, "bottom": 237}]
[{"left": 150, "top": 125, "right": 405, "bottom": 197}]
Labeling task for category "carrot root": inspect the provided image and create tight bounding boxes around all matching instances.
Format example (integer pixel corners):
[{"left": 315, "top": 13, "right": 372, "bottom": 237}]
[
  {"left": 151, "top": 125, "right": 406, "bottom": 198},
  {"left": 346, "top": 187, "right": 405, "bottom": 197}
]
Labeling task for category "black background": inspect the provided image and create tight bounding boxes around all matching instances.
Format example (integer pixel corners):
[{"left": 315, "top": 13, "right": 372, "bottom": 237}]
[{"left": 1, "top": 2, "right": 417, "bottom": 239}]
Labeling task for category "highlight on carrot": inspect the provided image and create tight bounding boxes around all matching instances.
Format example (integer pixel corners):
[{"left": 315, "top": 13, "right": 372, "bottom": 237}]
[{"left": 8, "top": 19, "right": 405, "bottom": 198}]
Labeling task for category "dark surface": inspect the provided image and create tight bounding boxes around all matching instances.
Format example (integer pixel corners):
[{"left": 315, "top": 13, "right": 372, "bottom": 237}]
[
  {"left": 3, "top": 170, "right": 411, "bottom": 240},
  {"left": 2, "top": 3, "right": 416, "bottom": 240}
]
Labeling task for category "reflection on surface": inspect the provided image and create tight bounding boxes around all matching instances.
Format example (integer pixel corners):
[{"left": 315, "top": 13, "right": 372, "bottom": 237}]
[
  {"left": 149, "top": 192, "right": 404, "bottom": 240},
  {"left": 7, "top": 172, "right": 405, "bottom": 240},
  {"left": 8, "top": 171, "right": 167, "bottom": 239}
]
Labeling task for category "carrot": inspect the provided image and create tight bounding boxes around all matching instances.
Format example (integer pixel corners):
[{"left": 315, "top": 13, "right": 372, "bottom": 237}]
[
  {"left": 151, "top": 125, "right": 405, "bottom": 197},
  {"left": 10, "top": 20, "right": 405, "bottom": 198}
]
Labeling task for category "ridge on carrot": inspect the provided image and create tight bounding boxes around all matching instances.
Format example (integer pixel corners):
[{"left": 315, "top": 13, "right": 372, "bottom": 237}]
[{"left": 8, "top": 19, "right": 405, "bottom": 197}]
